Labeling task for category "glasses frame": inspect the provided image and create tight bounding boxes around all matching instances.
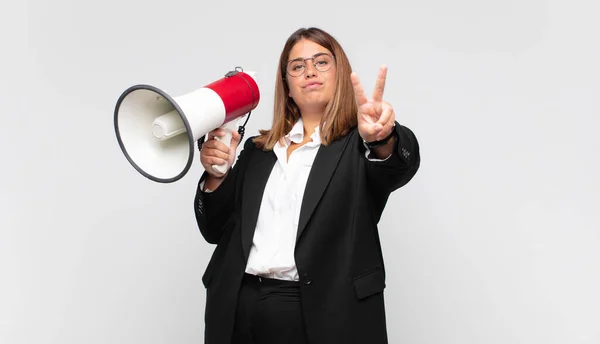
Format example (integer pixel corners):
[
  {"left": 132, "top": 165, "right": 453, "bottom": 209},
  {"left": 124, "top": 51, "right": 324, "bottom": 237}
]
[{"left": 285, "top": 52, "right": 335, "bottom": 78}]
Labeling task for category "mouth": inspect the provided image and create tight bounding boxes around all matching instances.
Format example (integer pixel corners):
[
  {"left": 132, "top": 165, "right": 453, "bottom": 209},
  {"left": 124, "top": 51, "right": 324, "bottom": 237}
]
[{"left": 303, "top": 82, "right": 323, "bottom": 89}]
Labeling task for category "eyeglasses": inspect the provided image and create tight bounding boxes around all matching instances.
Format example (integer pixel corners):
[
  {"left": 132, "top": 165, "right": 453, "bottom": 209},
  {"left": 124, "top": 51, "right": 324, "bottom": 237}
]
[{"left": 286, "top": 53, "right": 335, "bottom": 77}]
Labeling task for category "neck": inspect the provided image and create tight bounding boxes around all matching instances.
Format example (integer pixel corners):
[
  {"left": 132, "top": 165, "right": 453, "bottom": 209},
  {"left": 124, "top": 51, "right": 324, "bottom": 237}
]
[{"left": 300, "top": 111, "right": 323, "bottom": 138}]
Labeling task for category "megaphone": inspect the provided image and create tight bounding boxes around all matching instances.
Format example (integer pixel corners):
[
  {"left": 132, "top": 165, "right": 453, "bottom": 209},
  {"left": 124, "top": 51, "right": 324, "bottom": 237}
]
[{"left": 114, "top": 67, "right": 260, "bottom": 183}]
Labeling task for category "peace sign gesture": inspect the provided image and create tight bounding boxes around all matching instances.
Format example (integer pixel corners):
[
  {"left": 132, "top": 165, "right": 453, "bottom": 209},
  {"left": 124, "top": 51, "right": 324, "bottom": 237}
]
[{"left": 351, "top": 65, "right": 396, "bottom": 143}]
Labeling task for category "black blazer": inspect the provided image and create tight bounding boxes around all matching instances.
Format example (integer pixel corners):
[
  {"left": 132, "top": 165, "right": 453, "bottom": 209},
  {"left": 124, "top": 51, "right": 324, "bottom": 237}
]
[{"left": 194, "top": 121, "right": 420, "bottom": 344}]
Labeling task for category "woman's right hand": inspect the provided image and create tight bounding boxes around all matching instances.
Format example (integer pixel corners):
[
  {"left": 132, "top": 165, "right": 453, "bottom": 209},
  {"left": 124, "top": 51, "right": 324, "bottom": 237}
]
[{"left": 200, "top": 128, "right": 241, "bottom": 179}]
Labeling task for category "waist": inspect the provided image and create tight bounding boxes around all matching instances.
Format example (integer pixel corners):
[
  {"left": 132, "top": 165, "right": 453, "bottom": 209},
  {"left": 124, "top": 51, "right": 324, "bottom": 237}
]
[{"left": 242, "top": 273, "right": 301, "bottom": 288}]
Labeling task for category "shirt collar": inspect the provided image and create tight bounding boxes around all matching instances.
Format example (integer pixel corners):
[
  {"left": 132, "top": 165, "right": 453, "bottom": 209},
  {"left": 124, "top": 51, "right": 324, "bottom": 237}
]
[{"left": 285, "top": 117, "right": 322, "bottom": 145}]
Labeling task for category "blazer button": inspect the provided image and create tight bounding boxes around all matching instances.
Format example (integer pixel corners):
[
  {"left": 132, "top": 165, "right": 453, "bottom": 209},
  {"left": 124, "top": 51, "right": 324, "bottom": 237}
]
[{"left": 303, "top": 274, "right": 312, "bottom": 285}]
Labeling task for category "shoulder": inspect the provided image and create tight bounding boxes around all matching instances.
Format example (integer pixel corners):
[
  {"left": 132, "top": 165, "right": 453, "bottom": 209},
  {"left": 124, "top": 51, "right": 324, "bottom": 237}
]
[
  {"left": 242, "top": 134, "right": 278, "bottom": 153},
  {"left": 235, "top": 135, "right": 263, "bottom": 162},
  {"left": 243, "top": 135, "right": 258, "bottom": 149}
]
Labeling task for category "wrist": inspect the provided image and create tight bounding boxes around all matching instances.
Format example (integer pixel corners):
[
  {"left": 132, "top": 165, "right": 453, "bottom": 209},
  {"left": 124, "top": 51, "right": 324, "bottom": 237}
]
[
  {"left": 363, "top": 128, "right": 396, "bottom": 148},
  {"left": 203, "top": 173, "right": 227, "bottom": 192}
]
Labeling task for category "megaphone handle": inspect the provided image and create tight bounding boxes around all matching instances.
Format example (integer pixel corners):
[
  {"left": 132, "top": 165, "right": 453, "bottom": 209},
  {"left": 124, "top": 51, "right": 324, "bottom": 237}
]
[{"left": 212, "top": 120, "right": 238, "bottom": 175}]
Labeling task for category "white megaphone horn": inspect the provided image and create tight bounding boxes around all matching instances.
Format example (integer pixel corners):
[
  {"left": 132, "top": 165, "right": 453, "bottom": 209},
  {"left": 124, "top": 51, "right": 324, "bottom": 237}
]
[{"left": 114, "top": 67, "right": 260, "bottom": 183}]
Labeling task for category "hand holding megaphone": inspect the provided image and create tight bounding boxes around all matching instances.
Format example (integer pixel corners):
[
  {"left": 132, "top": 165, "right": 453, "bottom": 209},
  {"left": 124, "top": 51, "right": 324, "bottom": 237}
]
[{"left": 200, "top": 123, "right": 242, "bottom": 178}]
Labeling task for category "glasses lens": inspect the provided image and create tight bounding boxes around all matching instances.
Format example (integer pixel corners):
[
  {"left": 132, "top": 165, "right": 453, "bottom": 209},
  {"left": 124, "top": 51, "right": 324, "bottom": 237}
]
[
  {"left": 287, "top": 60, "right": 305, "bottom": 77},
  {"left": 314, "top": 54, "right": 333, "bottom": 72}
]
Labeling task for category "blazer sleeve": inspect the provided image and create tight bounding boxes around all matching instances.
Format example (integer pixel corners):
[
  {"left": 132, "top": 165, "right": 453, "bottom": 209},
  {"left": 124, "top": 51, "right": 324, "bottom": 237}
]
[
  {"left": 193, "top": 137, "right": 254, "bottom": 244},
  {"left": 362, "top": 121, "right": 421, "bottom": 201}
]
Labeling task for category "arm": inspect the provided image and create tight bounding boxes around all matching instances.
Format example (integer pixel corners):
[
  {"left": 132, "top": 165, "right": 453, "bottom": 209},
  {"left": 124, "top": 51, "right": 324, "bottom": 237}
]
[
  {"left": 350, "top": 66, "right": 420, "bottom": 198},
  {"left": 194, "top": 137, "right": 254, "bottom": 244},
  {"left": 363, "top": 121, "right": 420, "bottom": 194},
  {"left": 356, "top": 122, "right": 420, "bottom": 224}
]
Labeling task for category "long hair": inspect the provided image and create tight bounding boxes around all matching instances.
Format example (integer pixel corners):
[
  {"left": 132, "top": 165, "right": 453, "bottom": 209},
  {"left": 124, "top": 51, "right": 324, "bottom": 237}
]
[{"left": 253, "top": 27, "right": 358, "bottom": 150}]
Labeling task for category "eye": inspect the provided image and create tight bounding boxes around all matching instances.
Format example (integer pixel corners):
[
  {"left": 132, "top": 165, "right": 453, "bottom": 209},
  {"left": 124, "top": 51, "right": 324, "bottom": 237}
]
[
  {"left": 314, "top": 54, "right": 333, "bottom": 67},
  {"left": 288, "top": 61, "right": 304, "bottom": 70}
]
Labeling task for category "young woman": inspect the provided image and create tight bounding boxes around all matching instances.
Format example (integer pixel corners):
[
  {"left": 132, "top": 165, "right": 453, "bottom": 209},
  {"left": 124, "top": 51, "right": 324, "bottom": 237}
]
[{"left": 195, "top": 27, "right": 420, "bottom": 344}]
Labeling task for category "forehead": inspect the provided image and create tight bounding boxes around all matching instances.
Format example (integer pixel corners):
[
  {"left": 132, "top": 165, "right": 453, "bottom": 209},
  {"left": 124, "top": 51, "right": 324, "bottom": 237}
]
[{"left": 288, "top": 39, "right": 332, "bottom": 60}]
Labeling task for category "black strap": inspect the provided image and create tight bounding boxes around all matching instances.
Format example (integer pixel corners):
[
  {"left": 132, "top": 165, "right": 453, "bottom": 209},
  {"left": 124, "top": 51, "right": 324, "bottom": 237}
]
[{"left": 363, "top": 129, "right": 396, "bottom": 148}]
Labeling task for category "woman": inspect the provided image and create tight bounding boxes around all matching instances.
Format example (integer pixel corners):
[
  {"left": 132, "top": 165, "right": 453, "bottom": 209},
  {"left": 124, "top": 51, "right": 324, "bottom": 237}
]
[{"left": 195, "top": 27, "right": 420, "bottom": 344}]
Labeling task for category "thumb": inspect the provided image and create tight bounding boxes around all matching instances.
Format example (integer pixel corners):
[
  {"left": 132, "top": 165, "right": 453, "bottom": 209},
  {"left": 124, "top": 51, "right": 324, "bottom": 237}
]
[{"left": 230, "top": 130, "right": 242, "bottom": 151}]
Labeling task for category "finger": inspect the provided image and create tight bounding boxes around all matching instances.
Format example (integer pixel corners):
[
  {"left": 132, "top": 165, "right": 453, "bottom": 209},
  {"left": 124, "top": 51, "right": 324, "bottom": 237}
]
[
  {"left": 376, "top": 102, "right": 393, "bottom": 127},
  {"left": 201, "top": 141, "right": 231, "bottom": 158},
  {"left": 372, "top": 65, "right": 387, "bottom": 102},
  {"left": 377, "top": 127, "right": 391, "bottom": 141},
  {"left": 361, "top": 117, "right": 383, "bottom": 137},
  {"left": 377, "top": 117, "right": 396, "bottom": 141},
  {"left": 201, "top": 139, "right": 222, "bottom": 151},
  {"left": 202, "top": 148, "right": 231, "bottom": 162},
  {"left": 230, "top": 130, "right": 241, "bottom": 148},
  {"left": 207, "top": 128, "right": 226, "bottom": 141},
  {"left": 203, "top": 156, "right": 228, "bottom": 167},
  {"left": 206, "top": 137, "right": 233, "bottom": 153},
  {"left": 351, "top": 72, "right": 369, "bottom": 107}
]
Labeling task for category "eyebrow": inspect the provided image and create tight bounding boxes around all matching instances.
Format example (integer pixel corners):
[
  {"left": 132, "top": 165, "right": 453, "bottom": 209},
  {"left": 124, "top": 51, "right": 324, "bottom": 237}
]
[{"left": 287, "top": 52, "right": 330, "bottom": 62}]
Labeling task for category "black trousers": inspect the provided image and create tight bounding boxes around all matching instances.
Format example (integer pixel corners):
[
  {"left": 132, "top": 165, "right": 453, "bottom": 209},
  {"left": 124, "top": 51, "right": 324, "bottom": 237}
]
[{"left": 231, "top": 273, "right": 309, "bottom": 344}]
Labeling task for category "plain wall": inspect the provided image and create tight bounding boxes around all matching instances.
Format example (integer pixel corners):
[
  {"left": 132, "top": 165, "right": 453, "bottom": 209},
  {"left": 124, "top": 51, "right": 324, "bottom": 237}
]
[{"left": 2, "top": 0, "right": 599, "bottom": 343}]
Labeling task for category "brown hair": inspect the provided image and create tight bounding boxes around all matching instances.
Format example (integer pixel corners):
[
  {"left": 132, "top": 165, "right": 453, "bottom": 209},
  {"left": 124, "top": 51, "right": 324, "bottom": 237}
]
[{"left": 253, "top": 27, "right": 358, "bottom": 150}]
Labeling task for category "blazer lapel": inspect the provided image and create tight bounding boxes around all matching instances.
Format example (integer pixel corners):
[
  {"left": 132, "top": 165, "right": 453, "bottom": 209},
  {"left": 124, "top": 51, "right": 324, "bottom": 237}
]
[
  {"left": 296, "top": 133, "right": 352, "bottom": 243},
  {"left": 241, "top": 147, "right": 276, "bottom": 261}
]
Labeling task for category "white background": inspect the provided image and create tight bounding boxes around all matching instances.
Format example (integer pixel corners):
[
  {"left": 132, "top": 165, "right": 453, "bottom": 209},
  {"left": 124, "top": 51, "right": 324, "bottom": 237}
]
[{"left": 2, "top": 0, "right": 599, "bottom": 343}]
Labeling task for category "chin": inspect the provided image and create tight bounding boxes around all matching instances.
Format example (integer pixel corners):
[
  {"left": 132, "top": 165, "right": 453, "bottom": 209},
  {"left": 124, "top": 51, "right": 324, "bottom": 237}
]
[{"left": 301, "top": 102, "right": 329, "bottom": 113}]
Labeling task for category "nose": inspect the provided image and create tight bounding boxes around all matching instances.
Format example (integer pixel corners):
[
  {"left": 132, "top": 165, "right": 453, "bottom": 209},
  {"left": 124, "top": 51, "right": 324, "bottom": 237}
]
[{"left": 304, "top": 61, "right": 318, "bottom": 78}]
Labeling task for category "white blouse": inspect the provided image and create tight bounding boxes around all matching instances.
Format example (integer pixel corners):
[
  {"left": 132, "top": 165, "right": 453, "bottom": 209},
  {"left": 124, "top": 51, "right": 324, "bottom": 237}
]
[{"left": 244, "top": 118, "right": 321, "bottom": 281}]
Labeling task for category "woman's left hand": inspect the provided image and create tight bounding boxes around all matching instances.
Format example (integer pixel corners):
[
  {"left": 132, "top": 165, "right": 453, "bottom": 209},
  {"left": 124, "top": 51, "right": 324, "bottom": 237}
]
[{"left": 351, "top": 65, "right": 396, "bottom": 143}]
